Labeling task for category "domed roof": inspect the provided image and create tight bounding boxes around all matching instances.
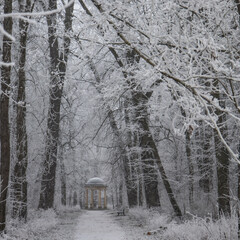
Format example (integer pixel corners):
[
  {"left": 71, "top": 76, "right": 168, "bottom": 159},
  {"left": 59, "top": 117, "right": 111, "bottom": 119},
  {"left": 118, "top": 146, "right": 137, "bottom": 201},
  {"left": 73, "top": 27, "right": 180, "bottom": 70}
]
[{"left": 85, "top": 177, "right": 106, "bottom": 187}]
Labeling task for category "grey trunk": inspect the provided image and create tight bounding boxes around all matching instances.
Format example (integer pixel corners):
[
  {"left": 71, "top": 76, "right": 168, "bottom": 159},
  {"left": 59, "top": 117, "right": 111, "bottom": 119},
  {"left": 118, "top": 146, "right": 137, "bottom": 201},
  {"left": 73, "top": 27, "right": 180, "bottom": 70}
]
[{"left": 0, "top": 0, "right": 13, "bottom": 232}]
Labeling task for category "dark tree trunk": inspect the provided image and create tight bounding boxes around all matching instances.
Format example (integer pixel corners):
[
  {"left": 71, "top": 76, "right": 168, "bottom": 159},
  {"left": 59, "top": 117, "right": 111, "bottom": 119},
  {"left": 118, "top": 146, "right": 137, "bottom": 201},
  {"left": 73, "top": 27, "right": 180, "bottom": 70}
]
[
  {"left": 73, "top": 191, "right": 77, "bottom": 206},
  {"left": 233, "top": 1, "right": 240, "bottom": 237},
  {"left": 38, "top": 0, "right": 74, "bottom": 209},
  {"left": 132, "top": 90, "right": 182, "bottom": 215},
  {"left": 60, "top": 158, "right": 67, "bottom": 206},
  {"left": 38, "top": 0, "right": 61, "bottom": 208},
  {"left": 111, "top": 44, "right": 180, "bottom": 213},
  {"left": 214, "top": 112, "right": 230, "bottom": 215},
  {"left": 124, "top": 159, "right": 137, "bottom": 207},
  {"left": 0, "top": 0, "right": 13, "bottom": 232},
  {"left": 237, "top": 144, "right": 240, "bottom": 239},
  {"left": 212, "top": 80, "right": 230, "bottom": 216},
  {"left": 12, "top": 0, "right": 32, "bottom": 221},
  {"left": 185, "top": 130, "right": 194, "bottom": 209},
  {"left": 198, "top": 122, "right": 213, "bottom": 193},
  {"left": 106, "top": 107, "right": 130, "bottom": 205},
  {"left": 179, "top": 106, "right": 194, "bottom": 209},
  {"left": 132, "top": 91, "right": 160, "bottom": 207},
  {"left": 124, "top": 100, "right": 138, "bottom": 207}
]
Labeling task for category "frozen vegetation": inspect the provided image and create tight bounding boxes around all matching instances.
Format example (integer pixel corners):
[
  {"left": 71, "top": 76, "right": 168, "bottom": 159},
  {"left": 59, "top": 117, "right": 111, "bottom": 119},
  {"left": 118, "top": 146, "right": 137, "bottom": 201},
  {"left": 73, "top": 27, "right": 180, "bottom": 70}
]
[
  {"left": 1, "top": 207, "right": 238, "bottom": 240},
  {"left": 1, "top": 208, "right": 80, "bottom": 240},
  {"left": 1, "top": 0, "right": 240, "bottom": 239}
]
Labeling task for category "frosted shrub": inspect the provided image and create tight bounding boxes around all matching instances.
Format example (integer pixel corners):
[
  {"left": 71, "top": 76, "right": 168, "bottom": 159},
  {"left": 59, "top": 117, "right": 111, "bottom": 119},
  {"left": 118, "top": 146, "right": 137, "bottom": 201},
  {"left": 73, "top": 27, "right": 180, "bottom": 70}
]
[
  {"left": 27, "top": 209, "right": 58, "bottom": 233},
  {"left": 148, "top": 213, "right": 169, "bottom": 230},
  {"left": 161, "top": 214, "right": 237, "bottom": 240},
  {"left": 129, "top": 207, "right": 151, "bottom": 225},
  {"left": 129, "top": 207, "right": 169, "bottom": 229},
  {"left": 2, "top": 209, "right": 58, "bottom": 240},
  {"left": 129, "top": 207, "right": 238, "bottom": 239}
]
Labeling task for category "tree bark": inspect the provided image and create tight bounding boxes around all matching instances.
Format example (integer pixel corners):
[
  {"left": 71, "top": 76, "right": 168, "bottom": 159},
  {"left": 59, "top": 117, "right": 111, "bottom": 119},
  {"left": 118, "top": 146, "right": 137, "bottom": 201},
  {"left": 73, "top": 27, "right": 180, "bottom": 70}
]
[
  {"left": 131, "top": 90, "right": 160, "bottom": 207},
  {"left": 185, "top": 130, "right": 194, "bottom": 209},
  {"left": 238, "top": 143, "right": 240, "bottom": 239},
  {"left": 179, "top": 106, "right": 194, "bottom": 210},
  {"left": 212, "top": 81, "right": 230, "bottom": 216},
  {"left": 0, "top": 0, "right": 13, "bottom": 232},
  {"left": 198, "top": 122, "right": 213, "bottom": 193},
  {"left": 214, "top": 113, "right": 230, "bottom": 215},
  {"left": 60, "top": 157, "right": 67, "bottom": 206},
  {"left": 233, "top": 1, "right": 240, "bottom": 237},
  {"left": 107, "top": 107, "right": 130, "bottom": 205},
  {"left": 12, "top": 0, "right": 32, "bottom": 221},
  {"left": 124, "top": 99, "right": 138, "bottom": 207},
  {"left": 38, "top": 0, "right": 74, "bottom": 209}
]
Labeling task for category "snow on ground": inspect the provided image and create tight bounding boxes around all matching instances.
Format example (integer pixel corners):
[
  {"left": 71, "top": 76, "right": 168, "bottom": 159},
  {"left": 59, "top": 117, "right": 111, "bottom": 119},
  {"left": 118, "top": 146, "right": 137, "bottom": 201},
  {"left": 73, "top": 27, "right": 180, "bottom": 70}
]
[
  {"left": 2, "top": 207, "right": 237, "bottom": 240},
  {"left": 1, "top": 208, "right": 81, "bottom": 240},
  {"left": 112, "top": 210, "right": 159, "bottom": 240},
  {"left": 1, "top": 208, "right": 152, "bottom": 240},
  {"left": 39, "top": 209, "right": 81, "bottom": 240},
  {"left": 74, "top": 210, "right": 126, "bottom": 240},
  {"left": 73, "top": 209, "right": 158, "bottom": 240}
]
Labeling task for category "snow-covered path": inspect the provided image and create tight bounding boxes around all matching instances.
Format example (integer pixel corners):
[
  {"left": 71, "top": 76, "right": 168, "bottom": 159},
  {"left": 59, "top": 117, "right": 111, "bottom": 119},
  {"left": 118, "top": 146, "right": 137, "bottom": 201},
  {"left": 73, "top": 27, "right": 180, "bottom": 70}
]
[{"left": 74, "top": 210, "right": 126, "bottom": 240}]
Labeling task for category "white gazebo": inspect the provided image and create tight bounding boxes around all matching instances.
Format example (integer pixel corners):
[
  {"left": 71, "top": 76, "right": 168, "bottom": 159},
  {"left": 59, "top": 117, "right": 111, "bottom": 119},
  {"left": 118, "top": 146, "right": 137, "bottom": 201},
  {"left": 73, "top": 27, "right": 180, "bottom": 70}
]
[{"left": 85, "top": 177, "right": 107, "bottom": 209}]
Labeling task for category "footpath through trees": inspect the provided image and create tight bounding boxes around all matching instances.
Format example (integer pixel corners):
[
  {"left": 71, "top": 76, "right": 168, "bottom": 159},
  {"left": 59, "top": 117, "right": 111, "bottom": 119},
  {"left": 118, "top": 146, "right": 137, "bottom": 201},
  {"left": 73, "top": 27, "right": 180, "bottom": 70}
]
[{"left": 74, "top": 210, "right": 126, "bottom": 240}]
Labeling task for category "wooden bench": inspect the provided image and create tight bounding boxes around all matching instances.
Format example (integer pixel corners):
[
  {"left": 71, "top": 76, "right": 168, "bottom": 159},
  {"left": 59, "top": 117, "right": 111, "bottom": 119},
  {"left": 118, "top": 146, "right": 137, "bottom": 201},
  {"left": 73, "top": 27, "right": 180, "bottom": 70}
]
[{"left": 117, "top": 208, "right": 125, "bottom": 216}]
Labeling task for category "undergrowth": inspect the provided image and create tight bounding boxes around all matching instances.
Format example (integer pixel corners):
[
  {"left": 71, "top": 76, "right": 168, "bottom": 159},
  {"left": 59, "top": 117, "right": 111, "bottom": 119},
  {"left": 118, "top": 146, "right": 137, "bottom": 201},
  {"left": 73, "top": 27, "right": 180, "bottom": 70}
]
[
  {"left": 1, "top": 209, "right": 58, "bottom": 240},
  {"left": 128, "top": 207, "right": 238, "bottom": 240}
]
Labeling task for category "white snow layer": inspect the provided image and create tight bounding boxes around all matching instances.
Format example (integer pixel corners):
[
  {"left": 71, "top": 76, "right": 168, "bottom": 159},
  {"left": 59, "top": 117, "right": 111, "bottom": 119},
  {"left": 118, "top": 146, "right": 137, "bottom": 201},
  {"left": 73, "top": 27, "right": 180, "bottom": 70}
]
[{"left": 74, "top": 210, "right": 126, "bottom": 240}]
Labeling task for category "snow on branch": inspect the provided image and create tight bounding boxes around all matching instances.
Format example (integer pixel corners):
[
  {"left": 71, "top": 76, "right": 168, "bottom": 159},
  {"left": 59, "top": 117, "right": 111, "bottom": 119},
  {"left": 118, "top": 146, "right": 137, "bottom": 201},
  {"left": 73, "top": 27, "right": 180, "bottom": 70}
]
[
  {"left": 0, "top": 0, "right": 75, "bottom": 39},
  {"left": 0, "top": 0, "right": 75, "bottom": 19},
  {"left": 0, "top": 0, "right": 75, "bottom": 67},
  {"left": 0, "top": 61, "right": 15, "bottom": 67},
  {"left": 0, "top": 24, "right": 15, "bottom": 41}
]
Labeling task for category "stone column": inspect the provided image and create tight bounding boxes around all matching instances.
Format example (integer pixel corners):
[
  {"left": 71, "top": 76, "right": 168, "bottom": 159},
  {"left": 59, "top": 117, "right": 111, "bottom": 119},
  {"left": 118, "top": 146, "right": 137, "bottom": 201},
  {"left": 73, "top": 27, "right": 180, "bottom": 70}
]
[
  {"left": 104, "top": 188, "right": 107, "bottom": 209},
  {"left": 98, "top": 189, "right": 102, "bottom": 209},
  {"left": 90, "top": 189, "right": 94, "bottom": 209},
  {"left": 85, "top": 188, "right": 88, "bottom": 209}
]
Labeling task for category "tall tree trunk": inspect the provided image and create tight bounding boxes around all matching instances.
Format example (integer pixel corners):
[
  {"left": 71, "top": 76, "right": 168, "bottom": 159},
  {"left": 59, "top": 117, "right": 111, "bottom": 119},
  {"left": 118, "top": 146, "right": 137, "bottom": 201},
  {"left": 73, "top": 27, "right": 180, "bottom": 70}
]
[
  {"left": 124, "top": 99, "right": 138, "bottom": 207},
  {"left": 238, "top": 143, "right": 240, "bottom": 239},
  {"left": 179, "top": 106, "right": 194, "bottom": 210},
  {"left": 132, "top": 91, "right": 160, "bottom": 207},
  {"left": 130, "top": 88, "right": 182, "bottom": 214},
  {"left": 12, "top": 0, "right": 32, "bottom": 221},
  {"left": 124, "top": 49, "right": 159, "bottom": 207},
  {"left": 233, "top": 1, "right": 240, "bottom": 237},
  {"left": 198, "top": 122, "right": 213, "bottom": 193},
  {"left": 0, "top": 0, "right": 13, "bottom": 232},
  {"left": 38, "top": 0, "right": 61, "bottom": 209},
  {"left": 138, "top": 157, "right": 147, "bottom": 207},
  {"left": 107, "top": 107, "right": 130, "bottom": 205},
  {"left": 132, "top": 90, "right": 182, "bottom": 215},
  {"left": 212, "top": 81, "right": 230, "bottom": 216},
  {"left": 58, "top": 144, "right": 66, "bottom": 206},
  {"left": 38, "top": 0, "right": 74, "bottom": 209},
  {"left": 60, "top": 157, "right": 66, "bottom": 206},
  {"left": 185, "top": 130, "right": 194, "bottom": 210},
  {"left": 214, "top": 111, "right": 230, "bottom": 215}
]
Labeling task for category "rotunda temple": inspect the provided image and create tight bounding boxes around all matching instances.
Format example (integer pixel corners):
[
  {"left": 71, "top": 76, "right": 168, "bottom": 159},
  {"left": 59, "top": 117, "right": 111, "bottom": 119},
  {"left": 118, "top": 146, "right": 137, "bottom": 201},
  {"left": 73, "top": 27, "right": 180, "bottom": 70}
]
[{"left": 85, "top": 177, "right": 107, "bottom": 209}]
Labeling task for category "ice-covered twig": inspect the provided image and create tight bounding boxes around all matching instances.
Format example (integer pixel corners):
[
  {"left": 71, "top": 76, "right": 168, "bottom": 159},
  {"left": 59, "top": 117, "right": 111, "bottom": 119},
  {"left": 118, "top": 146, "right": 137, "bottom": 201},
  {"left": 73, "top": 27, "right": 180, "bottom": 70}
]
[
  {"left": 0, "top": 0, "right": 75, "bottom": 19},
  {"left": 0, "top": 24, "right": 15, "bottom": 41}
]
